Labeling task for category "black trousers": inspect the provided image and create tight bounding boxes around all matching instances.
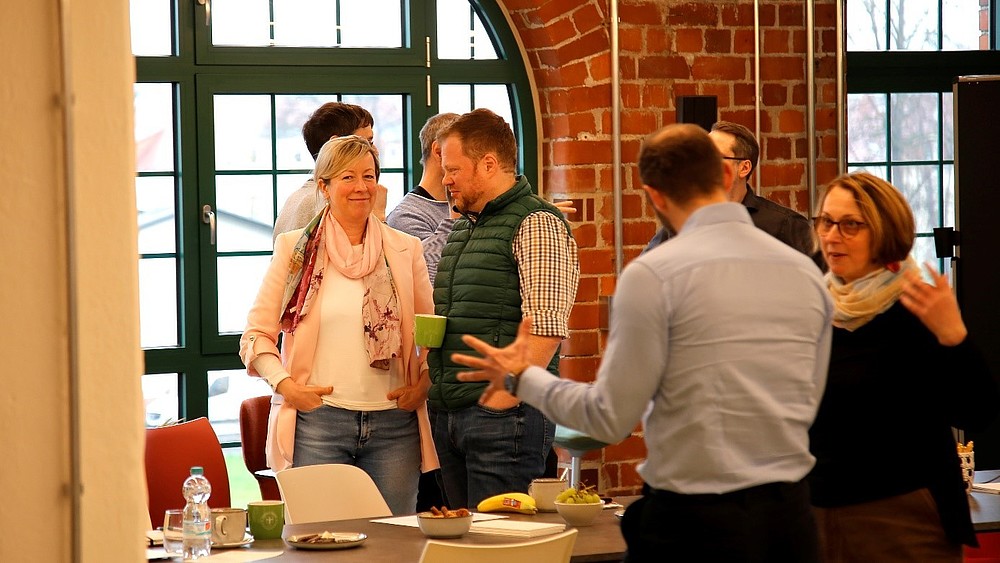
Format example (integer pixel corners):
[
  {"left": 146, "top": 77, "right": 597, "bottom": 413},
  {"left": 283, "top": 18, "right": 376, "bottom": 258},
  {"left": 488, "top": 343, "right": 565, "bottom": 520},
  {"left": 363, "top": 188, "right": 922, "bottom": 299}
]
[{"left": 621, "top": 480, "right": 820, "bottom": 563}]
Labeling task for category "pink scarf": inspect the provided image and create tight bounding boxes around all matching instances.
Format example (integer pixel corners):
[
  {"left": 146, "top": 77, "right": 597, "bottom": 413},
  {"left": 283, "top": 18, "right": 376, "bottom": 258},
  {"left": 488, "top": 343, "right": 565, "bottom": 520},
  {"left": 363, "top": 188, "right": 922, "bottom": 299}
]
[{"left": 280, "top": 208, "right": 401, "bottom": 369}]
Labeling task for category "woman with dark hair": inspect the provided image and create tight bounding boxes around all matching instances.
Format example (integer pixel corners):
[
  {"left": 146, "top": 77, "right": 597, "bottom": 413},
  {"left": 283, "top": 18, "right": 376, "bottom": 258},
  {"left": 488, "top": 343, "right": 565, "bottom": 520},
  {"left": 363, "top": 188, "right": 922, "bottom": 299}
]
[{"left": 808, "top": 172, "right": 998, "bottom": 561}]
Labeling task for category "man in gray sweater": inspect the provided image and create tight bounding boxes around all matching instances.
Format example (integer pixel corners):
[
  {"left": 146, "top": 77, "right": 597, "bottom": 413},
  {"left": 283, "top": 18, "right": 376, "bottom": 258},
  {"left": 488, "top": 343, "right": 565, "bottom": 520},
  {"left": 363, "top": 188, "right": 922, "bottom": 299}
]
[{"left": 386, "top": 113, "right": 460, "bottom": 284}]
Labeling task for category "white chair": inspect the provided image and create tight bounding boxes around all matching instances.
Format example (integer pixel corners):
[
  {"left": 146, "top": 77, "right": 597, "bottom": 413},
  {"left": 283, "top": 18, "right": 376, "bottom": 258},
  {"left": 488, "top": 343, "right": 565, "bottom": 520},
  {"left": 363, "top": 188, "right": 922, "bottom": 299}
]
[
  {"left": 275, "top": 463, "right": 392, "bottom": 524},
  {"left": 418, "top": 529, "right": 578, "bottom": 563}
]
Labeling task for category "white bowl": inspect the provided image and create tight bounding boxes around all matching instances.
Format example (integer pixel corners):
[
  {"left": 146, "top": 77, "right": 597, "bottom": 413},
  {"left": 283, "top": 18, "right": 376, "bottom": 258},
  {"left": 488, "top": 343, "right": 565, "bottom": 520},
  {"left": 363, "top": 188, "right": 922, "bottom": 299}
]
[
  {"left": 554, "top": 500, "right": 603, "bottom": 527},
  {"left": 417, "top": 513, "right": 473, "bottom": 538}
]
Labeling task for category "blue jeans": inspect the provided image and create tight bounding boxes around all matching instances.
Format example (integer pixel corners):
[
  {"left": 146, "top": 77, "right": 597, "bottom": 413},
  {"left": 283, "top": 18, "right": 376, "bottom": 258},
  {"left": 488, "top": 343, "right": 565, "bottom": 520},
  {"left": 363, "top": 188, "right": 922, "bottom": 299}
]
[
  {"left": 431, "top": 402, "right": 555, "bottom": 509},
  {"left": 293, "top": 405, "right": 420, "bottom": 515}
]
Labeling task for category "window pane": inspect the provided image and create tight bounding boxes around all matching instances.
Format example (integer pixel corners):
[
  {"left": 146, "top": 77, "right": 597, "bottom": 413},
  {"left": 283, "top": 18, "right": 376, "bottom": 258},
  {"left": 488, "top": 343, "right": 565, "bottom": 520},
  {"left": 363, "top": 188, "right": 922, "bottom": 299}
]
[
  {"left": 438, "top": 84, "right": 515, "bottom": 135},
  {"left": 224, "top": 446, "right": 263, "bottom": 508},
  {"left": 437, "top": 0, "right": 498, "bottom": 59},
  {"left": 211, "top": 0, "right": 271, "bottom": 47},
  {"left": 130, "top": 0, "right": 173, "bottom": 56},
  {"left": 341, "top": 0, "right": 402, "bottom": 48},
  {"left": 213, "top": 0, "right": 403, "bottom": 48},
  {"left": 139, "top": 258, "right": 179, "bottom": 348},
  {"left": 911, "top": 236, "right": 940, "bottom": 272},
  {"left": 848, "top": 165, "right": 889, "bottom": 179},
  {"left": 942, "top": 0, "right": 986, "bottom": 50},
  {"left": 847, "top": 94, "right": 887, "bottom": 163},
  {"left": 942, "top": 92, "right": 954, "bottom": 161},
  {"left": 342, "top": 94, "right": 405, "bottom": 169},
  {"left": 137, "top": 176, "right": 176, "bottom": 255},
  {"left": 891, "top": 164, "right": 939, "bottom": 232},
  {"left": 142, "top": 373, "right": 180, "bottom": 427},
  {"left": 217, "top": 175, "right": 275, "bottom": 252},
  {"left": 846, "top": 0, "right": 887, "bottom": 51},
  {"left": 381, "top": 172, "right": 405, "bottom": 215},
  {"left": 475, "top": 85, "right": 514, "bottom": 132},
  {"left": 472, "top": 12, "right": 499, "bottom": 60},
  {"left": 273, "top": 0, "right": 338, "bottom": 47},
  {"left": 438, "top": 85, "right": 473, "bottom": 115},
  {"left": 207, "top": 369, "right": 271, "bottom": 445},
  {"left": 215, "top": 95, "right": 273, "bottom": 170},
  {"left": 134, "top": 83, "right": 175, "bottom": 173},
  {"left": 438, "top": 0, "right": 474, "bottom": 59},
  {"left": 217, "top": 255, "right": 272, "bottom": 334},
  {"left": 890, "top": 93, "right": 938, "bottom": 162},
  {"left": 278, "top": 174, "right": 314, "bottom": 217},
  {"left": 888, "top": 0, "right": 937, "bottom": 51},
  {"left": 275, "top": 95, "right": 339, "bottom": 170},
  {"left": 943, "top": 163, "right": 954, "bottom": 228}
]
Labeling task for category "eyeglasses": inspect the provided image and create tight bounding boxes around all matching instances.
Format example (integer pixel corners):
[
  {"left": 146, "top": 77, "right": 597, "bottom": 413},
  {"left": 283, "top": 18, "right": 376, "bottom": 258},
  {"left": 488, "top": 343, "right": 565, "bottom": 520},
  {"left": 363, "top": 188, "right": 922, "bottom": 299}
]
[
  {"left": 813, "top": 216, "right": 868, "bottom": 238},
  {"left": 721, "top": 156, "right": 748, "bottom": 162}
]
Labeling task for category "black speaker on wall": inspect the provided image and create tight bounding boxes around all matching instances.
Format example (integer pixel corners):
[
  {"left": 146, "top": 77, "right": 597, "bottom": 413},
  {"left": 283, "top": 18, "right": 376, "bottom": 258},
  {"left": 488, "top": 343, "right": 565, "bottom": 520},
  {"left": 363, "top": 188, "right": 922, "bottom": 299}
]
[{"left": 676, "top": 95, "right": 718, "bottom": 132}]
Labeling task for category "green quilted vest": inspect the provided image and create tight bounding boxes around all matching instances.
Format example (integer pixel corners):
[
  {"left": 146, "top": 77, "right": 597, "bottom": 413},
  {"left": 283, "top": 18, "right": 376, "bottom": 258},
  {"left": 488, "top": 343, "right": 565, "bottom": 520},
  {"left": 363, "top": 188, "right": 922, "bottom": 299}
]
[{"left": 428, "top": 176, "right": 568, "bottom": 411}]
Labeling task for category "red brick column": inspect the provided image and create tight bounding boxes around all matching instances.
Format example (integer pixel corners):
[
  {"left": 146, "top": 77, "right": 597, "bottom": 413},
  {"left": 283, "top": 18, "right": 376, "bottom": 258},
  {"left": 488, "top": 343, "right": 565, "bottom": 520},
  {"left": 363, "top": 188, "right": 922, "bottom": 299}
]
[{"left": 501, "top": 0, "right": 838, "bottom": 495}]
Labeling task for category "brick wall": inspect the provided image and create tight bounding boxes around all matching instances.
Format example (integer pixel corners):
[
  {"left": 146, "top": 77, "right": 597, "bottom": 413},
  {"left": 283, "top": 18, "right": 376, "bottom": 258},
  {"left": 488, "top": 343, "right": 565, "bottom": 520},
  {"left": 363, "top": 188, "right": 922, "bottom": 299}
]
[{"left": 503, "top": 0, "right": 839, "bottom": 495}]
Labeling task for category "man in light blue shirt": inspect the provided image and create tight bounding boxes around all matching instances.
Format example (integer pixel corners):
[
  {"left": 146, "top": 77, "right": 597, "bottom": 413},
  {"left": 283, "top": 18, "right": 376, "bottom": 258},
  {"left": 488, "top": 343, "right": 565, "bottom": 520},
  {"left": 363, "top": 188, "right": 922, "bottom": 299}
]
[{"left": 453, "top": 123, "right": 832, "bottom": 562}]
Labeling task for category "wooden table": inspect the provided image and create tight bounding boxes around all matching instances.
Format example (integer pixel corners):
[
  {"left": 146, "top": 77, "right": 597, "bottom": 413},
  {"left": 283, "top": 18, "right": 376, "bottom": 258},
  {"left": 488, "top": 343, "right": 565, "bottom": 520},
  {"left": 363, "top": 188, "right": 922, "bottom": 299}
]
[
  {"left": 972, "top": 470, "right": 1000, "bottom": 532},
  {"left": 232, "top": 500, "right": 633, "bottom": 562}
]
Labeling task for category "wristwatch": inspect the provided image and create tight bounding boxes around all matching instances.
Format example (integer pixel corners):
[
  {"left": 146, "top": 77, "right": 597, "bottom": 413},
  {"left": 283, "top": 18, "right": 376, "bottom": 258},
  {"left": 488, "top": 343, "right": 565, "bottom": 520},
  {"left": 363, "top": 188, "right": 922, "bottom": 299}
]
[{"left": 504, "top": 368, "right": 524, "bottom": 396}]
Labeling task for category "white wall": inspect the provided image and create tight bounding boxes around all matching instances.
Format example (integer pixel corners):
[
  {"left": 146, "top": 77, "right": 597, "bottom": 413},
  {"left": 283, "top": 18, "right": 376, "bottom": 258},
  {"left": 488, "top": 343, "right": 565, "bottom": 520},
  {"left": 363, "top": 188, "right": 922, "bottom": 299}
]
[{"left": 0, "top": 1, "right": 147, "bottom": 561}]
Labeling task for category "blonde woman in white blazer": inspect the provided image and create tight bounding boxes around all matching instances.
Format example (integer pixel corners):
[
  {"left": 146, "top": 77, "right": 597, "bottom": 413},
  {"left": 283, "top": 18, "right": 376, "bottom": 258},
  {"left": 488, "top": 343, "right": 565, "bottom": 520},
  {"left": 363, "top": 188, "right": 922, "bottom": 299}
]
[{"left": 240, "top": 136, "right": 438, "bottom": 515}]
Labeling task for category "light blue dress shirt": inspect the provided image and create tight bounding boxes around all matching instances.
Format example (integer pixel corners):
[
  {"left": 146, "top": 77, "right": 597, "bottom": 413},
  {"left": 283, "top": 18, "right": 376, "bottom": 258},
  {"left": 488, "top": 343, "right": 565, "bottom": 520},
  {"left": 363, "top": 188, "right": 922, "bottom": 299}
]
[{"left": 518, "top": 202, "right": 833, "bottom": 494}]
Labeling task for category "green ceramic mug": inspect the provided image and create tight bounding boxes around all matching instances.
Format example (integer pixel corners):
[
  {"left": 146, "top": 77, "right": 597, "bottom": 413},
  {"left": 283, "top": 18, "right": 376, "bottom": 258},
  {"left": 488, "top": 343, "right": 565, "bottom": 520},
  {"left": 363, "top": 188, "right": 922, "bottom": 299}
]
[
  {"left": 247, "top": 500, "right": 285, "bottom": 540},
  {"left": 414, "top": 314, "right": 447, "bottom": 348}
]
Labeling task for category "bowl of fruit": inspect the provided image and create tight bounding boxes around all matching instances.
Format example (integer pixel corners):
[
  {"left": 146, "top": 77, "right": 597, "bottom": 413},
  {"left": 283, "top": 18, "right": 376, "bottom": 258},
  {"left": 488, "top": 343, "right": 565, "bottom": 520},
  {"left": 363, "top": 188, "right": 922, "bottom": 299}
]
[
  {"left": 554, "top": 483, "right": 604, "bottom": 527},
  {"left": 417, "top": 507, "right": 473, "bottom": 538}
]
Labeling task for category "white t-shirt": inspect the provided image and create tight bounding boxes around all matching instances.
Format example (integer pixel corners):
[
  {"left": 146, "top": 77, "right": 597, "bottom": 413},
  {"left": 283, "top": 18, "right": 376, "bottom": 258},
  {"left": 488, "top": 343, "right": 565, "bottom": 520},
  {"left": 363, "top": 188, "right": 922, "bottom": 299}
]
[{"left": 311, "top": 258, "right": 401, "bottom": 411}]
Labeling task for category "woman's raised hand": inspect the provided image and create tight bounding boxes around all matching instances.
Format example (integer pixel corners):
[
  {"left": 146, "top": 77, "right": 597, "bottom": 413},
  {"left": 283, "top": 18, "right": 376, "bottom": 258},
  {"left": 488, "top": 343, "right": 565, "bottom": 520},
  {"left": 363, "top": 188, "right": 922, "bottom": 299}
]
[
  {"left": 275, "top": 378, "right": 332, "bottom": 412},
  {"left": 900, "top": 263, "right": 968, "bottom": 346}
]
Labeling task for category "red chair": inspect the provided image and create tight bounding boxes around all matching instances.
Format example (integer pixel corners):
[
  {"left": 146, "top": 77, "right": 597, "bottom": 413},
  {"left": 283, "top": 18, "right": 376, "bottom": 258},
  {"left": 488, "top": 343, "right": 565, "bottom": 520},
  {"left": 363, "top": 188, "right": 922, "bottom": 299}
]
[
  {"left": 144, "top": 417, "right": 232, "bottom": 526},
  {"left": 239, "top": 395, "right": 281, "bottom": 501},
  {"left": 966, "top": 532, "right": 1000, "bottom": 562}
]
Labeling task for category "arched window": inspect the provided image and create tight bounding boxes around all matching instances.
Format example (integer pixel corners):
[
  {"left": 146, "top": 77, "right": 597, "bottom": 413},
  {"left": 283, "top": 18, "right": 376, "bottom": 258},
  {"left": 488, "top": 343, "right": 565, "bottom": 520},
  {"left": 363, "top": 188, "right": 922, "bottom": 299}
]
[{"left": 132, "top": 0, "right": 537, "bottom": 501}]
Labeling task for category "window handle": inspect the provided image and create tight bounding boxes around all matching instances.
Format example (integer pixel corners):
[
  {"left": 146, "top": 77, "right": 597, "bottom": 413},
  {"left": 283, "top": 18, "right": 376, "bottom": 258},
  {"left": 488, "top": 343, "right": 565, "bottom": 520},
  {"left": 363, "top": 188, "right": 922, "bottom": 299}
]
[
  {"left": 202, "top": 204, "right": 216, "bottom": 246},
  {"left": 196, "top": 0, "right": 210, "bottom": 27}
]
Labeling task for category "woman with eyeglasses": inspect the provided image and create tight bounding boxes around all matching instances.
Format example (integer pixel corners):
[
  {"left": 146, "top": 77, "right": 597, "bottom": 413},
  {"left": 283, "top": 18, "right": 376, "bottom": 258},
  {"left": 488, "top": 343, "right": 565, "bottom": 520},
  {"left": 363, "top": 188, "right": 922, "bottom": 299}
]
[
  {"left": 240, "top": 135, "right": 438, "bottom": 515},
  {"left": 806, "top": 172, "right": 998, "bottom": 561}
]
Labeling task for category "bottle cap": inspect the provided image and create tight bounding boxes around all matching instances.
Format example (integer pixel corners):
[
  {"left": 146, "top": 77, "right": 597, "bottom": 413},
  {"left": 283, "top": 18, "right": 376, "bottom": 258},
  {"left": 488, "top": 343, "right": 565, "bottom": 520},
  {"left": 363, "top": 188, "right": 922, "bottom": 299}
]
[{"left": 190, "top": 466, "right": 204, "bottom": 475}]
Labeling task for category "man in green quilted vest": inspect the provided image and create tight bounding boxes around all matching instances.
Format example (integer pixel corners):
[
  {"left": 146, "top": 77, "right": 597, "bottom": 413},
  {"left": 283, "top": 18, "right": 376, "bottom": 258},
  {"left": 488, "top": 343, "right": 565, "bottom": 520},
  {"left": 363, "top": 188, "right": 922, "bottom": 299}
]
[{"left": 427, "top": 108, "right": 579, "bottom": 508}]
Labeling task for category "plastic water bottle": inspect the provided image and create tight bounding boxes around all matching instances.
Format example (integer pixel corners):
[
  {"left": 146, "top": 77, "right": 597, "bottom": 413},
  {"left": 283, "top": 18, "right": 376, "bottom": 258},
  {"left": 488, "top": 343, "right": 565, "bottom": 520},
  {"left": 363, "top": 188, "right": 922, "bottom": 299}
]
[{"left": 182, "top": 466, "right": 212, "bottom": 559}]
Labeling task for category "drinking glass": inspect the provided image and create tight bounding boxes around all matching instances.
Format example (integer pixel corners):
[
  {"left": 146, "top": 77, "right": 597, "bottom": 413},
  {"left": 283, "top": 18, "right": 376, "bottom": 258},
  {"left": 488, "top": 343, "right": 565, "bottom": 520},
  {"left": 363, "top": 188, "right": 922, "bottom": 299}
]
[{"left": 163, "top": 509, "right": 184, "bottom": 555}]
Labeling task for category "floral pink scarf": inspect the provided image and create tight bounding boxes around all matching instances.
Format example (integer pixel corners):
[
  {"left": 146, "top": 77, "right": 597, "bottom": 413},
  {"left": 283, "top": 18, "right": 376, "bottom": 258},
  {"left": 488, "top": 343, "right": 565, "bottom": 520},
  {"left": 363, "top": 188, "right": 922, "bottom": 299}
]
[{"left": 280, "top": 207, "right": 401, "bottom": 369}]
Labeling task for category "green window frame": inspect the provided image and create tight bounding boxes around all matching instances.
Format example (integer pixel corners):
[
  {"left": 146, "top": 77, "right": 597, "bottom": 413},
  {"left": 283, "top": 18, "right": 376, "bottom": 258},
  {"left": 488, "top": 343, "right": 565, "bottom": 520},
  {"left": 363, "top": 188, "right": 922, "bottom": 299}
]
[
  {"left": 134, "top": 0, "right": 538, "bottom": 464},
  {"left": 846, "top": 1, "right": 1000, "bottom": 271}
]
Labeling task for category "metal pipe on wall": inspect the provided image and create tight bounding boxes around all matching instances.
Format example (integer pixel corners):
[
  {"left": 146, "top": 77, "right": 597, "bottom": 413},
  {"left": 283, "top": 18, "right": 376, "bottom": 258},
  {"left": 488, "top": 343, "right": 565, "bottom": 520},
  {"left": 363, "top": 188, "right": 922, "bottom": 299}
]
[
  {"left": 611, "top": 0, "right": 623, "bottom": 275},
  {"left": 57, "top": 0, "right": 83, "bottom": 560},
  {"left": 806, "top": 0, "right": 818, "bottom": 211},
  {"left": 753, "top": 0, "right": 761, "bottom": 194},
  {"left": 836, "top": 0, "right": 846, "bottom": 175}
]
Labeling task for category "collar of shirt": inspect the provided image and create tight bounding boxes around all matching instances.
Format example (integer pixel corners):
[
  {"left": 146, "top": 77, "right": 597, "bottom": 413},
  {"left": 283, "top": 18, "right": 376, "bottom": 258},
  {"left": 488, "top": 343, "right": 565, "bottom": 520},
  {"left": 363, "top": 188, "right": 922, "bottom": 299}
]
[{"left": 679, "top": 201, "right": 753, "bottom": 234}]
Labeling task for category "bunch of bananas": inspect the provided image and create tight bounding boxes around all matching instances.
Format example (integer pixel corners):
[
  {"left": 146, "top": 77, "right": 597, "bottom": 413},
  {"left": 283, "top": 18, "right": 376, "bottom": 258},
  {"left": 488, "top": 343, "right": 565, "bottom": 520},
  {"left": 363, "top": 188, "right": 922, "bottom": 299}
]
[{"left": 476, "top": 492, "right": 538, "bottom": 514}]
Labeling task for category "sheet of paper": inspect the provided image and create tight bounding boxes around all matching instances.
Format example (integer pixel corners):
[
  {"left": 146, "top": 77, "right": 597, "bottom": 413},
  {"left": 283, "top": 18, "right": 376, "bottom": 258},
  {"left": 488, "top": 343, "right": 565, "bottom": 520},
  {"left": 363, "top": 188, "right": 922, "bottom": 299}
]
[
  {"left": 370, "top": 512, "right": 507, "bottom": 528},
  {"left": 146, "top": 548, "right": 170, "bottom": 560},
  {"left": 973, "top": 482, "right": 1000, "bottom": 494},
  {"left": 469, "top": 519, "right": 566, "bottom": 537}
]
